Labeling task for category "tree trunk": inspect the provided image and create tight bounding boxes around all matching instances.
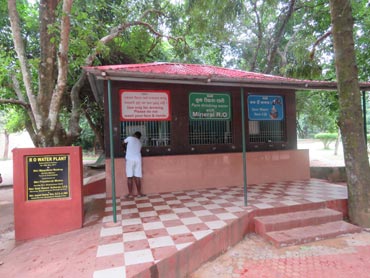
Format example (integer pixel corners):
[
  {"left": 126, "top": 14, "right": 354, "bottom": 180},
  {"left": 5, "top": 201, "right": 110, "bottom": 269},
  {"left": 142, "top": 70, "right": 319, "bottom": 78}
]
[
  {"left": 83, "top": 108, "right": 105, "bottom": 153},
  {"left": 330, "top": 0, "right": 370, "bottom": 227},
  {"left": 38, "top": 0, "right": 58, "bottom": 121},
  {"left": 264, "top": 0, "right": 296, "bottom": 74},
  {"left": 3, "top": 130, "right": 9, "bottom": 159},
  {"left": 248, "top": 0, "right": 263, "bottom": 72},
  {"left": 6, "top": 3, "right": 181, "bottom": 148},
  {"left": 334, "top": 127, "right": 341, "bottom": 156}
]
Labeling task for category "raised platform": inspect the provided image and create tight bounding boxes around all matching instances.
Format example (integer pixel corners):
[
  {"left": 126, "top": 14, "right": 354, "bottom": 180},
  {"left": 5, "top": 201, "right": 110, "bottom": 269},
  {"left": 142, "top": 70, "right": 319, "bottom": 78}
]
[
  {"left": 83, "top": 172, "right": 106, "bottom": 196},
  {"left": 93, "top": 179, "right": 352, "bottom": 278},
  {"left": 310, "top": 166, "right": 347, "bottom": 182}
]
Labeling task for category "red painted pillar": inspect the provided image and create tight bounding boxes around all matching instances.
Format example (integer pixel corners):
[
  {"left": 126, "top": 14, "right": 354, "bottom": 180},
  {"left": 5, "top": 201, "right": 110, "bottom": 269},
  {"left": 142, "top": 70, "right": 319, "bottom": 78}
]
[{"left": 13, "top": 146, "right": 83, "bottom": 241}]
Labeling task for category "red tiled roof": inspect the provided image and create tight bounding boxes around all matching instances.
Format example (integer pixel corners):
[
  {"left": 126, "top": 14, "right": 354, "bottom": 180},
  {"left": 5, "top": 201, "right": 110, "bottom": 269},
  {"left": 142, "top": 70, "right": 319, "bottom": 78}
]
[
  {"left": 85, "top": 62, "right": 294, "bottom": 81},
  {"left": 84, "top": 62, "right": 370, "bottom": 91}
]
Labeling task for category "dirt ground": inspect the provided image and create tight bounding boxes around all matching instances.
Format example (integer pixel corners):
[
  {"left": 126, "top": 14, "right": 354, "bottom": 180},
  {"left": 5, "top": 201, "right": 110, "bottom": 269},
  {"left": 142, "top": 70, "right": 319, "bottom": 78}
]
[
  {"left": 0, "top": 188, "right": 14, "bottom": 260},
  {"left": 298, "top": 139, "right": 345, "bottom": 167},
  {"left": 0, "top": 160, "right": 104, "bottom": 262}
]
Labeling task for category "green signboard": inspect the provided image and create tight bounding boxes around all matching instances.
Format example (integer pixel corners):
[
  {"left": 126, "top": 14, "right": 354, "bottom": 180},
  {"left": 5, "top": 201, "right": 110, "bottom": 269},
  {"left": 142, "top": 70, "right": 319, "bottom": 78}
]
[{"left": 189, "top": 92, "right": 231, "bottom": 120}]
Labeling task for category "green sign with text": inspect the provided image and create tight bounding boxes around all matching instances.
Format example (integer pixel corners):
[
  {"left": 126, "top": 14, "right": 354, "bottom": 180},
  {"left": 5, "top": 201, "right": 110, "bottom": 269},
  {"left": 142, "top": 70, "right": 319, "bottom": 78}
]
[{"left": 189, "top": 92, "right": 231, "bottom": 120}]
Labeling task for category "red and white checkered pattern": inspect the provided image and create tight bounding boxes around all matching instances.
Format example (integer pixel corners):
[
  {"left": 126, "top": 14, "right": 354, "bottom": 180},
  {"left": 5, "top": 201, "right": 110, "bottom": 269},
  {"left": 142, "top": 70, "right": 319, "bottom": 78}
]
[{"left": 93, "top": 179, "right": 347, "bottom": 278}]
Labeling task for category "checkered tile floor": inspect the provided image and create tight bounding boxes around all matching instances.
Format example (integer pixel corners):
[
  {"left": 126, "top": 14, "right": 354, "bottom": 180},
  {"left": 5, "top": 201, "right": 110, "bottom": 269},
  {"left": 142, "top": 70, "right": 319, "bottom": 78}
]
[{"left": 93, "top": 179, "right": 347, "bottom": 278}]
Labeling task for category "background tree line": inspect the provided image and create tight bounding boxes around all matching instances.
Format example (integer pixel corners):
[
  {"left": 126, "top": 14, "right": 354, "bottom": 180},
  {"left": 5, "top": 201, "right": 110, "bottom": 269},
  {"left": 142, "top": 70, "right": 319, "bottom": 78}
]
[{"left": 1, "top": 0, "right": 370, "bottom": 150}]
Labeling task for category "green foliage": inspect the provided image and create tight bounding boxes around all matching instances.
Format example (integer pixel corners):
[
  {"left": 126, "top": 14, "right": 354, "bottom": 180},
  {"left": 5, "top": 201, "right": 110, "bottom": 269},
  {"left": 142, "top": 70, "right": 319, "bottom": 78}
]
[
  {"left": 2, "top": 108, "right": 26, "bottom": 133},
  {"left": 314, "top": 132, "right": 338, "bottom": 149},
  {"left": 1, "top": 0, "right": 370, "bottom": 148},
  {"left": 67, "top": 0, "right": 180, "bottom": 79},
  {"left": 280, "top": 55, "right": 322, "bottom": 80},
  {"left": 352, "top": 0, "right": 370, "bottom": 81},
  {"left": 58, "top": 106, "right": 95, "bottom": 151},
  {"left": 76, "top": 122, "right": 95, "bottom": 150},
  {"left": 1, "top": 0, "right": 184, "bottom": 147},
  {"left": 185, "top": 0, "right": 243, "bottom": 40},
  {"left": 296, "top": 90, "right": 339, "bottom": 138}
]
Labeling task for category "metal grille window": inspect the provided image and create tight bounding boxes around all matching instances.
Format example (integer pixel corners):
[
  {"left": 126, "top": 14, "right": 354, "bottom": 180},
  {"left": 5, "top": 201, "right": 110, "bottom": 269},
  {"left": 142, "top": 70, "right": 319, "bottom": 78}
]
[
  {"left": 189, "top": 120, "right": 233, "bottom": 145},
  {"left": 121, "top": 121, "right": 171, "bottom": 147},
  {"left": 249, "top": 120, "right": 286, "bottom": 143}
]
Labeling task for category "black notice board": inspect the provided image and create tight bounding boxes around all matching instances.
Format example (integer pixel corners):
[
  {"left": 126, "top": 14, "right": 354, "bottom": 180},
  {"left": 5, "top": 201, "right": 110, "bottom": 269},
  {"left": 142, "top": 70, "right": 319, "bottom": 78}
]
[{"left": 26, "top": 155, "right": 70, "bottom": 201}]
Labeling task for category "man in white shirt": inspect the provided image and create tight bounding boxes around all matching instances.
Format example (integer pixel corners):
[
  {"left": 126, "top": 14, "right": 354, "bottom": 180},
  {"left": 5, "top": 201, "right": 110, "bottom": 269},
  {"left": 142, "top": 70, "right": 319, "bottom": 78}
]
[{"left": 123, "top": 131, "right": 145, "bottom": 198}]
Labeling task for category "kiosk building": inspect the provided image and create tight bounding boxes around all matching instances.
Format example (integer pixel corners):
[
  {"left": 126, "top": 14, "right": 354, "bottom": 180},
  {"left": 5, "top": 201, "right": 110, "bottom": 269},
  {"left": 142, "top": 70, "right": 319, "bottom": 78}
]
[{"left": 84, "top": 62, "right": 370, "bottom": 197}]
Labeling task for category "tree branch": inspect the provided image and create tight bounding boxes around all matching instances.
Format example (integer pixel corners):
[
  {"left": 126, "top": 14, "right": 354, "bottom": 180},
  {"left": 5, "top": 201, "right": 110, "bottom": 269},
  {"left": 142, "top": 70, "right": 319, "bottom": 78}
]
[
  {"left": 139, "top": 9, "right": 164, "bottom": 21},
  {"left": 278, "top": 29, "right": 299, "bottom": 68},
  {"left": 10, "top": 73, "right": 37, "bottom": 130},
  {"left": 68, "top": 9, "right": 185, "bottom": 140},
  {"left": 249, "top": 0, "right": 263, "bottom": 71},
  {"left": 82, "top": 106, "right": 104, "bottom": 152},
  {"left": 66, "top": 73, "right": 85, "bottom": 142},
  {"left": 0, "top": 98, "right": 30, "bottom": 108},
  {"left": 7, "top": 0, "right": 39, "bottom": 125},
  {"left": 147, "top": 38, "right": 161, "bottom": 56},
  {"left": 310, "top": 29, "right": 332, "bottom": 59},
  {"left": 84, "top": 10, "right": 185, "bottom": 67},
  {"left": 49, "top": 0, "right": 73, "bottom": 132},
  {"left": 265, "top": 0, "right": 297, "bottom": 74}
]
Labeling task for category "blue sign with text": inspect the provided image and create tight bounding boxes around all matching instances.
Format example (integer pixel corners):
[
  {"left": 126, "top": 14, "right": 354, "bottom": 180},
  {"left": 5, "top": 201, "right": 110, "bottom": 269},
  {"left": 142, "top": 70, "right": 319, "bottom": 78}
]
[{"left": 248, "top": 95, "right": 284, "bottom": 121}]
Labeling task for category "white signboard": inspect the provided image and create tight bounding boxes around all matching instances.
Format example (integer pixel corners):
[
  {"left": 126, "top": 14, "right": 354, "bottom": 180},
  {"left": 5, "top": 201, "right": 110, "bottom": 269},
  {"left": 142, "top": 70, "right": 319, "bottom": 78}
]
[{"left": 120, "top": 90, "right": 171, "bottom": 121}]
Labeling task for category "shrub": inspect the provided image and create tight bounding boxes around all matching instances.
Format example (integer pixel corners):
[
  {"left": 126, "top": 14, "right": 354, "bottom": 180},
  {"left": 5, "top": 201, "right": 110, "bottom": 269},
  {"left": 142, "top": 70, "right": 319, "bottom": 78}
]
[{"left": 314, "top": 133, "right": 338, "bottom": 149}]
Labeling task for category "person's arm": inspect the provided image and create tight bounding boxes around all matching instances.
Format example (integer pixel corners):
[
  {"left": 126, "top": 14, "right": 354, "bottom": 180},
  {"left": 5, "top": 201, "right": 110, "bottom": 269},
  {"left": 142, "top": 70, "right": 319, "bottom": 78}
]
[
  {"left": 122, "top": 137, "right": 129, "bottom": 153},
  {"left": 122, "top": 141, "right": 127, "bottom": 153}
]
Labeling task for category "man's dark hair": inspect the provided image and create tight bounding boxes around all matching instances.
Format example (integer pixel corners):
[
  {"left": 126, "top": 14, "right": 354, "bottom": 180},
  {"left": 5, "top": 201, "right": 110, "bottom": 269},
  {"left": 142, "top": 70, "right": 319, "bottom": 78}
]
[{"left": 134, "top": 131, "right": 142, "bottom": 139}]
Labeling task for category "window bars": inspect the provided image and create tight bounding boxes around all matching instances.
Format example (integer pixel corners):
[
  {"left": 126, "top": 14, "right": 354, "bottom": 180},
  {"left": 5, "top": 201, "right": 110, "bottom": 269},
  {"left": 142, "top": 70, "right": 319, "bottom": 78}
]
[
  {"left": 248, "top": 120, "right": 286, "bottom": 143},
  {"left": 121, "top": 121, "right": 171, "bottom": 147},
  {"left": 121, "top": 116, "right": 285, "bottom": 148},
  {"left": 189, "top": 119, "right": 233, "bottom": 145}
]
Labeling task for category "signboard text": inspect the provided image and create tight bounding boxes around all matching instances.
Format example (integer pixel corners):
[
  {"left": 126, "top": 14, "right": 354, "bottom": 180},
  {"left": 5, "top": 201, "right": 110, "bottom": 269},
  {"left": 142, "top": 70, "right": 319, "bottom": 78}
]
[
  {"left": 120, "top": 90, "right": 171, "bottom": 121},
  {"left": 189, "top": 92, "right": 231, "bottom": 120}
]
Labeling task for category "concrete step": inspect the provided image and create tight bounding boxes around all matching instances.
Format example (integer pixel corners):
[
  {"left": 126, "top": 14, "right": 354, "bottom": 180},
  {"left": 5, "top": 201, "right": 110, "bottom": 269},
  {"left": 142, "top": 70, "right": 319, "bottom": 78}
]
[
  {"left": 254, "top": 208, "right": 343, "bottom": 234},
  {"left": 264, "top": 220, "right": 362, "bottom": 248}
]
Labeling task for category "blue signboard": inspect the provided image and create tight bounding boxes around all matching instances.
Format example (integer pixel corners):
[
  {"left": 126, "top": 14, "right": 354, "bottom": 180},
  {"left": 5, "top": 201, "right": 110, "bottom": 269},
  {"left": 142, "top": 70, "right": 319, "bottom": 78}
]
[{"left": 248, "top": 95, "right": 284, "bottom": 120}]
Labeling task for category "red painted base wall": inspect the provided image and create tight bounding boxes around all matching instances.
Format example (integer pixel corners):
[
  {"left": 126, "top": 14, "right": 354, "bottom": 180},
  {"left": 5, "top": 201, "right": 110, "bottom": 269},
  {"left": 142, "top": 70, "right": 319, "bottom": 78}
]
[
  {"left": 13, "top": 147, "right": 83, "bottom": 241},
  {"left": 105, "top": 149, "right": 310, "bottom": 197}
]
